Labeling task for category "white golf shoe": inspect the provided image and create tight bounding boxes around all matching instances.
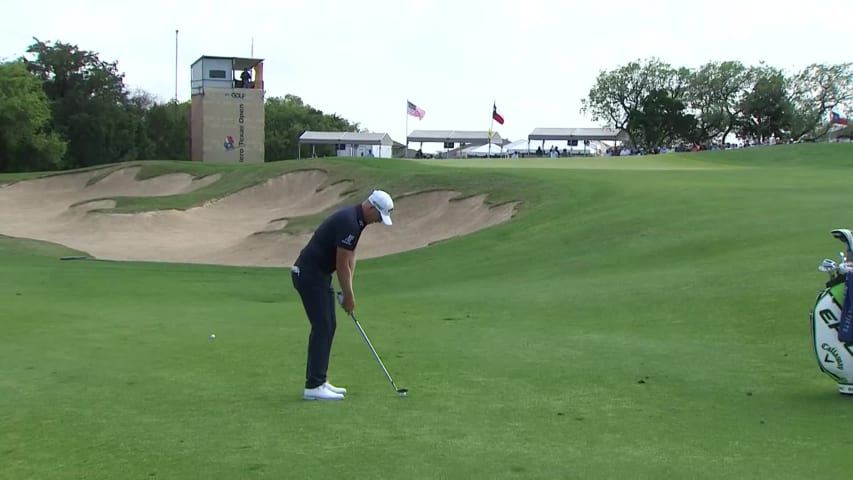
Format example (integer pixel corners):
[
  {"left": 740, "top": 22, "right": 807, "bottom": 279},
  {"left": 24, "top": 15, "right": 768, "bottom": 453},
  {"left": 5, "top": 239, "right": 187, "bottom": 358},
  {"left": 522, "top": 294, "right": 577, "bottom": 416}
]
[
  {"left": 303, "top": 384, "right": 344, "bottom": 401},
  {"left": 323, "top": 382, "right": 347, "bottom": 394}
]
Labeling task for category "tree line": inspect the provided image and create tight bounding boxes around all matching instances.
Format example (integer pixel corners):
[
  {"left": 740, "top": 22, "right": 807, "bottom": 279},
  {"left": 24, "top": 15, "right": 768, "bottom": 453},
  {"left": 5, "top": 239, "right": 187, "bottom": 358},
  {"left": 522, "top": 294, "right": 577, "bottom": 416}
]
[
  {"left": 5, "top": 39, "right": 851, "bottom": 172},
  {"left": 581, "top": 57, "right": 853, "bottom": 152},
  {"left": 0, "top": 38, "right": 361, "bottom": 173}
]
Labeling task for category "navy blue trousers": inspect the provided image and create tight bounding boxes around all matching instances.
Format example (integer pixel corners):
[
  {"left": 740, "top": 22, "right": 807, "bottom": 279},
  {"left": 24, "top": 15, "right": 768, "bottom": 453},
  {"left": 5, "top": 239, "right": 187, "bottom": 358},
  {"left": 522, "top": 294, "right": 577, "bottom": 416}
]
[{"left": 292, "top": 267, "right": 337, "bottom": 389}]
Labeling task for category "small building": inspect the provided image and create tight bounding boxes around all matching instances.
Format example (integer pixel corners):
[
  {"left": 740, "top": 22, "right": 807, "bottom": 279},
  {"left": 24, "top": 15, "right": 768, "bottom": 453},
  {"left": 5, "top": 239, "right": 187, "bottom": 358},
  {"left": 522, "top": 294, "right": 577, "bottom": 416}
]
[
  {"left": 830, "top": 124, "right": 853, "bottom": 141},
  {"left": 297, "top": 131, "right": 394, "bottom": 159},
  {"left": 190, "top": 55, "right": 266, "bottom": 163}
]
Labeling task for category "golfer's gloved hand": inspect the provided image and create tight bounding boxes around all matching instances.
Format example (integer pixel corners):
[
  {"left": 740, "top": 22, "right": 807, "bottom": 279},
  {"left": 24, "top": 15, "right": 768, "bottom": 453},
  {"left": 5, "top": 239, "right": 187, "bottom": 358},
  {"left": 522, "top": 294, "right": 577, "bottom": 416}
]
[
  {"left": 336, "top": 291, "right": 355, "bottom": 313},
  {"left": 840, "top": 262, "right": 853, "bottom": 274}
]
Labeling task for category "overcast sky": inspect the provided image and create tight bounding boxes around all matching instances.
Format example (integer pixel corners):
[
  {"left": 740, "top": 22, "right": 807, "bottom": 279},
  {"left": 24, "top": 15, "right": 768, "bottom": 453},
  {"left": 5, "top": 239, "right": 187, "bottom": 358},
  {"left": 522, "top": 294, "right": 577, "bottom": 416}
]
[{"left": 3, "top": 0, "right": 851, "bottom": 145}]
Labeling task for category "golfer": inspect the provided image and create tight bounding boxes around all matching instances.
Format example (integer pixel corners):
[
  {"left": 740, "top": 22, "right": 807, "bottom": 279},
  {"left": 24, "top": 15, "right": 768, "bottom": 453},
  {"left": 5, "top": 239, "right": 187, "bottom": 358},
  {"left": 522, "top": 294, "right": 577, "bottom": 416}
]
[{"left": 291, "top": 189, "right": 394, "bottom": 400}]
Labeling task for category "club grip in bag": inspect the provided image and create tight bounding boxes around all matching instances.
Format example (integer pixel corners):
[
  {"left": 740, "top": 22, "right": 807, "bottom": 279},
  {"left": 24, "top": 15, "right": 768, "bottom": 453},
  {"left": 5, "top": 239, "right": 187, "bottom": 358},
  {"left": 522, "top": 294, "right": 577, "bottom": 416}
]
[{"left": 838, "top": 273, "right": 853, "bottom": 343}]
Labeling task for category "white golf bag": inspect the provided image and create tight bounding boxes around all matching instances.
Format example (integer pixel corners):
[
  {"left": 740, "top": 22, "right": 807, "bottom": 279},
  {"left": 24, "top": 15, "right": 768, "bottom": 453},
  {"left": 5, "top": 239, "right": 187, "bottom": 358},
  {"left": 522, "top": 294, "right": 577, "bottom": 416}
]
[{"left": 811, "top": 229, "right": 853, "bottom": 395}]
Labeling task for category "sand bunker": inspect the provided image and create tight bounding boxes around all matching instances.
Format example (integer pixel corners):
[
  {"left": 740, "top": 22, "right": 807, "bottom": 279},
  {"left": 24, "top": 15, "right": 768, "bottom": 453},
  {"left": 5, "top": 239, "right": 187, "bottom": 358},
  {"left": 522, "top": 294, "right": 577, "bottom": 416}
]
[{"left": 0, "top": 166, "right": 518, "bottom": 267}]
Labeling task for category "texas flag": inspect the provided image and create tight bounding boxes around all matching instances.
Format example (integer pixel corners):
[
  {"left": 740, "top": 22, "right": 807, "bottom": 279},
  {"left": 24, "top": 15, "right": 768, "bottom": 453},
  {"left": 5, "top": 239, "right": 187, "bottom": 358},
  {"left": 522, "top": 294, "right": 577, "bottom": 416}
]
[
  {"left": 492, "top": 103, "right": 504, "bottom": 125},
  {"left": 830, "top": 110, "right": 849, "bottom": 125}
]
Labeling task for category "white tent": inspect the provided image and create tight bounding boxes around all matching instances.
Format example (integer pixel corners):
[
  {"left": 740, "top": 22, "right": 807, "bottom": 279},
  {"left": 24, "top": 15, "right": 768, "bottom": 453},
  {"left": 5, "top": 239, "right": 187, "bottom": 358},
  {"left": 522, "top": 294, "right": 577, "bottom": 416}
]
[{"left": 461, "top": 143, "right": 507, "bottom": 157}]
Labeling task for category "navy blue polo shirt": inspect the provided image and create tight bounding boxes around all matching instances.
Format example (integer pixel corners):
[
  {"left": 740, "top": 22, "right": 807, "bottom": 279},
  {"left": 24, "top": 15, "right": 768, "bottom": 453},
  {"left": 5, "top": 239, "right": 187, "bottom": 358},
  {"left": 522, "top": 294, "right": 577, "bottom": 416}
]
[{"left": 295, "top": 205, "right": 366, "bottom": 275}]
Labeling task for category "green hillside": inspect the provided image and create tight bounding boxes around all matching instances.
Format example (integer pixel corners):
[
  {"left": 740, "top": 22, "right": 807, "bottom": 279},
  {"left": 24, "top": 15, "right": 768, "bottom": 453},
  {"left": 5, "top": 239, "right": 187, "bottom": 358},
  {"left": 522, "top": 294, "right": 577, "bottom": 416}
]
[{"left": 2, "top": 143, "right": 853, "bottom": 479}]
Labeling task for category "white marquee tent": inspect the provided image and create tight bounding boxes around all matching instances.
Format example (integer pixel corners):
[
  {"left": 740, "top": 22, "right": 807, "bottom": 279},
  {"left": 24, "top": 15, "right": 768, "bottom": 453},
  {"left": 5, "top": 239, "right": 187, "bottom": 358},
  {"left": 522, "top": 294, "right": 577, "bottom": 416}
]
[
  {"left": 460, "top": 142, "right": 506, "bottom": 157},
  {"left": 459, "top": 139, "right": 609, "bottom": 157},
  {"left": 502, "top": 139, "right": 605, "bottom": 156}
]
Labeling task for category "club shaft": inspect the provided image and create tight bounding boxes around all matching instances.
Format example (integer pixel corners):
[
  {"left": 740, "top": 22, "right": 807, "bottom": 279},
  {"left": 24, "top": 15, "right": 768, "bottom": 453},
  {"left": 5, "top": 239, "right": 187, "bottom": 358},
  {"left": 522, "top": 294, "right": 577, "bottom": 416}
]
[{"left": 350, "top": 313, "right": 398, "bottom": 391}]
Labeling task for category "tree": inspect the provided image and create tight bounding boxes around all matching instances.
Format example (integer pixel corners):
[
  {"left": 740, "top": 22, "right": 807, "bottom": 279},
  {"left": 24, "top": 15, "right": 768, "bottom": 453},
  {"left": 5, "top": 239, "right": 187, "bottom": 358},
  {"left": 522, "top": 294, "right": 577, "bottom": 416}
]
[
  {"left": 581, "top": 57, "right": 691, "bottom": 146},
  {"left": 787, "top": 62, "right": 853, "bottom": 141},
  {"left": 686, "top": 60, "right": 752, "bottom": 144},
  {"left": 629, "top": 89, "right": 697, "bottom": 151},
  {"left": 20, "top": 38, "right": 143, "bottom": 168},
  {"left": 144, "top": 100, "right": 190, "bottom": 160},
  {"left": 126, "top": 89, "right": 190, "bottom": 160},
  {"left": 264, "top": 94, "right": 360, "bottom": 160},
  {"left": 737, "top": 65, "right": 794, "bottom": 142},
  {"left": 0, "top": 60, "right": 66, "bottom": 172}
]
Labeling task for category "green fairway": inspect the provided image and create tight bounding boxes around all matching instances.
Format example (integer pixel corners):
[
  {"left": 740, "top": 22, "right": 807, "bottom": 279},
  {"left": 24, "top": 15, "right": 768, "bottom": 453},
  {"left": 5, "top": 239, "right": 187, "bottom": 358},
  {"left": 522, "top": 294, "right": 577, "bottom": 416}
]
[{"left": 3, "top": 143, "right": 853, "bottom": 479}]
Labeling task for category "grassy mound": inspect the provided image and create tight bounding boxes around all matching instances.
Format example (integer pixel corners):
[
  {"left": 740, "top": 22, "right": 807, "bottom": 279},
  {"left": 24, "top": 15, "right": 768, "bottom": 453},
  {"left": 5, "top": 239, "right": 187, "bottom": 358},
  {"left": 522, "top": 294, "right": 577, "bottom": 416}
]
[{"left": 2, "top": 143, "right": 853, "bottom": 479}]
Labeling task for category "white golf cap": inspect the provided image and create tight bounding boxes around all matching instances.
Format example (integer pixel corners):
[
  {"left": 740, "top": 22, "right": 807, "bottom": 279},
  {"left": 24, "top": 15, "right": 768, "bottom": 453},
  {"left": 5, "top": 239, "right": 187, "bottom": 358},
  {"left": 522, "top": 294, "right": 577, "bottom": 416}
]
[{"left": 368, "top": 189, "right": 394, "bottom": 225}]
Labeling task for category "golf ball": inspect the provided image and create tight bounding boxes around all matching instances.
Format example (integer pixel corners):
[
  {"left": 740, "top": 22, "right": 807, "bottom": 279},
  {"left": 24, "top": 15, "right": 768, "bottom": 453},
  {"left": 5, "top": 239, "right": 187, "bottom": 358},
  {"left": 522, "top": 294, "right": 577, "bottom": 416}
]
[
  {"left": 209, "top": 334, "right": 216, "bottom": 340},
  {"left": 399, "top": 392, "right": 407, "bottom": 397}
]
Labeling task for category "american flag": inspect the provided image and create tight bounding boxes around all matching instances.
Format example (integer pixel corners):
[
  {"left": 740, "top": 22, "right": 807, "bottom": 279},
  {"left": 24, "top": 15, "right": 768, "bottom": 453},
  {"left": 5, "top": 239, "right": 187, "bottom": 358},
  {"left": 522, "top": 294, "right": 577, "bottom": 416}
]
[{"left": 407, "top": 100, "right": 425, "bottom": 120}]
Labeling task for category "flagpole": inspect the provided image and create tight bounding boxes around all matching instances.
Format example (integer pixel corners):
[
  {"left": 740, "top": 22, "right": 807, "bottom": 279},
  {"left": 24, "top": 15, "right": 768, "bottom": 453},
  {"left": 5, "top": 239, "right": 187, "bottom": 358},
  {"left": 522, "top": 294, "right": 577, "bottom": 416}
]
[
  {"left": 828, "top": 111, "right": 832, "bottom": 143},
  {"left": 489, "top": 100, "right": 494, "bottom": 158},
  {"left": 174, "top": 29, "right": 179, "bottom": 104},
  {"left": 405, "top": 100, "right": 409, "bottom": 158}
]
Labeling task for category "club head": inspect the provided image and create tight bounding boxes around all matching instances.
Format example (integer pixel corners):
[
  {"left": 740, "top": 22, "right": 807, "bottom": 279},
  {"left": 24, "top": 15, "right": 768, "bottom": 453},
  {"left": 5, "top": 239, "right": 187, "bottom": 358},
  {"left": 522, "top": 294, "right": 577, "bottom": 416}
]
[
  {"left": 397, "top": 388, "right": 408, "bottom": 397},
  {"left": 820, "top": 259, "right": 839, "bottom": 272}
]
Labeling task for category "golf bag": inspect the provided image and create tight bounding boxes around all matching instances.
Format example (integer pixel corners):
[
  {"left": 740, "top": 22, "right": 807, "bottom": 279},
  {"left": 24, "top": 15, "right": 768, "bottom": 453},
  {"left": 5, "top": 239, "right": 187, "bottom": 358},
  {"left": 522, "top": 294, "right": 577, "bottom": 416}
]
[{"left": 811, "top": 229, "right": 853, "bottom": 395}]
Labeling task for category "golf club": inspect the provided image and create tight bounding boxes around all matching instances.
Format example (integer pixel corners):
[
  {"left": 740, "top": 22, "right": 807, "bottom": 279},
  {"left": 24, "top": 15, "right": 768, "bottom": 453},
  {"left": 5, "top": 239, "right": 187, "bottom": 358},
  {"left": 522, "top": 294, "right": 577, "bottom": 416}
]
[
  {"left": 832, "top": 229, "right": 853, "bottom": 258},
  {"left": 336, "top": 291, "right": 408, "bottom": 398},
  {"left": 819, "top": 258, "right": 838, "bottom": 272}
]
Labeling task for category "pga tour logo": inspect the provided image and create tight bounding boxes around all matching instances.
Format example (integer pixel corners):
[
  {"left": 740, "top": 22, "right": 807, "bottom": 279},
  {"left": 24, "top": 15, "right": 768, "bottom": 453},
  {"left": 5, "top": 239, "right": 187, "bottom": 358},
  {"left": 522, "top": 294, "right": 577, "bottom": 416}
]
[{"left": 223, "top": 136, "right": 235, "bottom": 151}]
